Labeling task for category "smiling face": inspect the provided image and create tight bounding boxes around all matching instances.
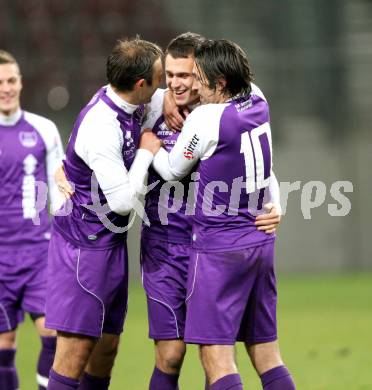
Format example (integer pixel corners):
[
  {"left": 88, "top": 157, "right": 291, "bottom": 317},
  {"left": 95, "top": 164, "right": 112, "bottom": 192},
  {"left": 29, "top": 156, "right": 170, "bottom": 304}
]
[
  {"left": 165, "top": 54, "right": 199, "bottom": 107},
  {"left": 0, "top": 63, "right": 22, "bottom": 116}
]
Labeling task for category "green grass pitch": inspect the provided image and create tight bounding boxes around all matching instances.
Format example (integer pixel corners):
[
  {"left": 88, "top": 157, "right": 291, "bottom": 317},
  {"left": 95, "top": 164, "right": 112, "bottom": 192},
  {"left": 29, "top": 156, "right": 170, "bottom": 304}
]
[{"left": 16, "top": 273, "right": 372, "bottom": 389}]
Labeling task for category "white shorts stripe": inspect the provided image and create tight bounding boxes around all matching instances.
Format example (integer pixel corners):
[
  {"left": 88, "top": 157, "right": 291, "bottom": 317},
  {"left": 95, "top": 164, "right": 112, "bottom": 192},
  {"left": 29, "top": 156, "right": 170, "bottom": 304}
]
[
  {"left": 76, "top": 249, "right": 106, "bottom": 335},
  {"left": 185, "top": 252, "right": 199, "bottom": 302},
  {"left": 140, "top": 265, "right": 180, "bottom": 338},
  {"left": 147, "top": 295, "right": 180, "bottom": 339}
]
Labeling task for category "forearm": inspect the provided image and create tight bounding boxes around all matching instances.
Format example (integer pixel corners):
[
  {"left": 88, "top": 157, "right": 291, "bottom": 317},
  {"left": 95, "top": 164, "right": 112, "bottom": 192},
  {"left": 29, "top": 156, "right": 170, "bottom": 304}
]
[
  {"left": 98, "top": 149, "right": 153, "bottom": 215},
  {"left": 268, "top": 172, "right": 282, "bottom": 214},
  {"left": 152, "top": 148, "right": 183, "bottom": 181}
]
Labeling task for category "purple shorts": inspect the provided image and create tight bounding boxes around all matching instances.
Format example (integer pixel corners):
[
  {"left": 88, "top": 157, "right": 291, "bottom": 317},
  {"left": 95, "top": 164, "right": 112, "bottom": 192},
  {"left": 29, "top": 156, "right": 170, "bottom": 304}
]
[
  {"left": 0, "top": 244, "right": 49, "bottom": 332},
  {"left": 45, "top": 229, "right": 128, "bottom": 338},
  {"left": 141, "top": 237, "right": 190, "bottom": 339},
  {"left": 184, "top": 242, "right": 277, "bottom": 345}
]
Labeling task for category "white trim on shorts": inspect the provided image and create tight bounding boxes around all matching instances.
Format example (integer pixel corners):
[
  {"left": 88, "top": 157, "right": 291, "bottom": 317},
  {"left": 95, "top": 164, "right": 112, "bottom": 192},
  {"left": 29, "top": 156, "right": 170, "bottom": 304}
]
[
  {"left": 148, "top": 295, "right": 180, "bottom": 339},
  {"left": 76, "top": 249, "right": 106, "bottom": 336},
  {"left": 141, "top": 265, "right": 180, "bottom": 338},
  {"left": 185, "top": 252, "right": 199, "bottom": 303}
]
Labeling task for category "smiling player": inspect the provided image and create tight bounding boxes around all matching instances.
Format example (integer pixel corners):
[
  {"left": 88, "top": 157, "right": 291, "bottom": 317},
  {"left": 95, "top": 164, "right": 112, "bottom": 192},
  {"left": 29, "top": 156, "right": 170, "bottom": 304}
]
[
  {"left": 0, "top": 50, "right": 64, "bottom": 390},
  {"left": 141, "top": 34, "right": 282, "bottom": 390}
]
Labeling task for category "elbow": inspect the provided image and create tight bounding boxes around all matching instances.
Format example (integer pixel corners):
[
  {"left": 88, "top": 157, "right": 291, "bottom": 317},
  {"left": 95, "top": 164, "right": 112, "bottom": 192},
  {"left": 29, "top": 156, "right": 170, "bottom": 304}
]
[
  {"left": 156, "top": 166, "right": 183, "bottom": 181},
  {"left": 107, "top": 197, "right": 134, "bottom": 216},
  {"left": 111, "top": 206, "right": 132, "bottom": 216},
  {"left": 159, "top": 171, "right": 179, "bottom": 181}
]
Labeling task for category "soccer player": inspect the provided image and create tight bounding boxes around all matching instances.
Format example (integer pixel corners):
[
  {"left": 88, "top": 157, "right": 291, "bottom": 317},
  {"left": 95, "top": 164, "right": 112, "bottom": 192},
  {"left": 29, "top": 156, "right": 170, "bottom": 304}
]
[
  {"left": 152, "top": 39, "right": 296, "bottom": 390},
  {"left": 141, "top": 34, "right": 282, "bottom": 390},
  {"left": 45, "top": 38, "right": 163, "bottom": 390},
  {"left": 0, "top": 51, "right": 64, "bottom": 390},
  {"left": 140, "top": 32, "right": 203, "bottom": 390}
]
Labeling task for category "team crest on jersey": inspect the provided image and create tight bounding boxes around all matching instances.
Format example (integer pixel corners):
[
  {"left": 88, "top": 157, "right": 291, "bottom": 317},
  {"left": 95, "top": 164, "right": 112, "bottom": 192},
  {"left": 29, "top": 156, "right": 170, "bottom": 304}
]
[
  {"left": 123, "top": 130, "right": 135, "bottom": 156},
  {"left": 124, "top": 130, "right": 134, "bottom": 147},
  {"left": 183, "top": 134, "right": 199, "bottom": 160},
  {"left": 19, "top": 131, "right": 38, "bottom": 148}
]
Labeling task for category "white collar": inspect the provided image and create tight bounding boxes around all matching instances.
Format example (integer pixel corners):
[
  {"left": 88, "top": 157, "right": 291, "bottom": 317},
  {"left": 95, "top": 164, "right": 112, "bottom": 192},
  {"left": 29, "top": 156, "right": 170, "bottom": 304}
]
[
  {"left": 226, "top": 93, "right": 245, "bottom": 103},
  {"left": 0, "top": 108, "right": 22, "bottom": 126},
  {"left": 106, "top": 85, "right": 139, "bottom": 114}
]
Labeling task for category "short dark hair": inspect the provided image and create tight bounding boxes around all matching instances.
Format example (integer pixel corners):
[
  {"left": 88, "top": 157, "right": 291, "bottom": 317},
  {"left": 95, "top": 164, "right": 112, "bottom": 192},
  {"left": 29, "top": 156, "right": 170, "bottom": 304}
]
[
  {"left": 107, "top": 37, "right": 163, "bottom": 92},
  {"left": 166, "top": 32, "right": 205, "bottom": 59},
  {"left": 0, "top": 50, "right": 19, "bottom": 67},
  {"left": 194, "top": 39, "right": 254, "bottom": 97}
]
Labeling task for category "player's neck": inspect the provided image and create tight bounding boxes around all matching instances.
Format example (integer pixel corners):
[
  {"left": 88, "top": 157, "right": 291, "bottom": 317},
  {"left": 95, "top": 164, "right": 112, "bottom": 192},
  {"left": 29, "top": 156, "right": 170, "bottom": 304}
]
[
  {"left": 116, "top": 90, "right": 139, "bottom": 106},
  {"left": 178, "top": 96, "right": 200, "bottom": 112},
  {"left": 107, "top": 85, "right": 139, "bottom": 114},
  {"left": 211, "top": 90, "right": 230, "bottom": 104},
  {"left": 0, "top": 107, "right": 22, "bottom": 126}
]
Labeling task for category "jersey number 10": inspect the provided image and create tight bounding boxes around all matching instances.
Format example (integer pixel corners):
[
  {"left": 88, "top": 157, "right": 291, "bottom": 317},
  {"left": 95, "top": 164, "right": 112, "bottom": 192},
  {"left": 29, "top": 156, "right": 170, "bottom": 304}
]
[{"left": 240, "top": 122, "right": 272, "bottom": 194}]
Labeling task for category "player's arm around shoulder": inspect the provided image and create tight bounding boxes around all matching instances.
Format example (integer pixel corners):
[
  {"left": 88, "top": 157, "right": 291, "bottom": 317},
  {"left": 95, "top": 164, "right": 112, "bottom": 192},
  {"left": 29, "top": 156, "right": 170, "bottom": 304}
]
[{"left": 162, "top": 89, "right": 190, "bottom": 131}]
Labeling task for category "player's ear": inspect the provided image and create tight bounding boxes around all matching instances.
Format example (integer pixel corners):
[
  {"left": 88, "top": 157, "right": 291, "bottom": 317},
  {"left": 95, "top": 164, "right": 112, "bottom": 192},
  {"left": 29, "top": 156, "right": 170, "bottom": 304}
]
[
  {"left": 216, "top": 76, "right": 227, "bottom": 92},
  {"left": 134, "top": 78, "right": 145, "bottom": 90}
]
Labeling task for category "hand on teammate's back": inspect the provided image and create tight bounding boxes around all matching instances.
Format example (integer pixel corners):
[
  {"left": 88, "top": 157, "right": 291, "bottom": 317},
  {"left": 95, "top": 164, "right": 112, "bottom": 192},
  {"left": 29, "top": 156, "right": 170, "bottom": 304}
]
[
  {"left": 255, "top": 203, "right": 282, "bottom": 234},
  {"left": 54, "top": 165, "right": 74, "bottom": 199},
  {"left": 140, "top": 129, "right": 162, "bottom": 155}
]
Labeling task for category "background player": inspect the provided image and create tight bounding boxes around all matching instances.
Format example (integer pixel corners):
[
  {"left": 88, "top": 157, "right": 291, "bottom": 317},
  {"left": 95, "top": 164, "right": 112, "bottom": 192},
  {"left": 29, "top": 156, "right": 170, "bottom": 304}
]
[
  {"left": 45, "top": 38, "right": 163, "bottom": 390},
  {"left": 0, "top": 50, "right": 64, "bottom": 390},
  {"left": 141, "top": 34, "right": 282, "bottom": 390},
  {"left": 152, "top": 39, "right": 295, "bottom": 390}
]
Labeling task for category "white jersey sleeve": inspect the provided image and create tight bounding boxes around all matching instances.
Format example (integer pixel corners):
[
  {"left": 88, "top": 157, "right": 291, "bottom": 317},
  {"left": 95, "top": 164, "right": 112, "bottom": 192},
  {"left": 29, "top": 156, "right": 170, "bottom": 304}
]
[
  {"left": 152, "top": 104, "right": 226, "bottom": 180},
  {"left": 75, "top": 102, "right": 153, "bottom": 216},
  {"left": 250, "top": 85, "right": 281, "bottom": 213},
  {"left": 24, "top": 112, "right": 65, "bottom": 213},
  {"left": 268, "top": 171, "right": 282, "bottom": 214}
]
